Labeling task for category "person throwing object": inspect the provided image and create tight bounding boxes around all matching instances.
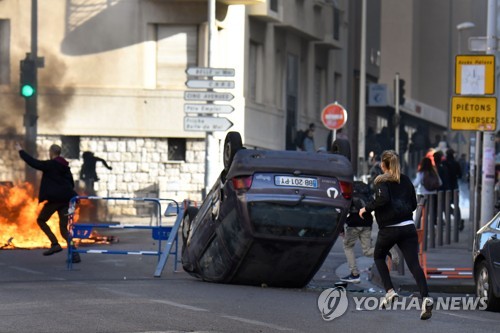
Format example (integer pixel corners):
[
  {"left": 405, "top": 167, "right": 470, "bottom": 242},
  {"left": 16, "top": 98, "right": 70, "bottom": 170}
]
[{"left": 16, "top": 142, "right": 80, "bottom": 263}]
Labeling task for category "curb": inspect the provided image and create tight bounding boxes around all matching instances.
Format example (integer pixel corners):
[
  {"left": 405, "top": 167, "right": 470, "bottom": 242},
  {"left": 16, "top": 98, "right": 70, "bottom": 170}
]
[{"left": 369, "top": 263, "right": 476, "bottom": 294}]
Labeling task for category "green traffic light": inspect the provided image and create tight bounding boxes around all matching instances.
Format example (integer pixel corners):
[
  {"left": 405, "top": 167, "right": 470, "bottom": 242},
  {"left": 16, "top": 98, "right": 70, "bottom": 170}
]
[{"left": 21, "top": 84, "right": 35, "bottom": 98}]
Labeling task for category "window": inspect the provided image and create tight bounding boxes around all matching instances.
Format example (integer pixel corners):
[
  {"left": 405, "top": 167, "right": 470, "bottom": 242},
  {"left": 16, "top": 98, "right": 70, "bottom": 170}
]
[
  {"left": 249, "top": 41, "right": 263, "bottom": 103},
  {"left": 157, "top": 25, "right": 198, "bottom": 90},
  {"left": 61, "top": 136, "right": 80, "bottom": 159},
  {"left": 333, "top": 72, "right": 342, "bottom": 101},
  {"left": 315, "top": 66, "right": 326, "bottom": 116},
  {"left": 286, "top": 54, "right": 299, "bottom": 150},
  {"left": 168, "top": 138, "right": 186, "bottom": 161},
  {"left": 275, "top": 49, "right": 284, "bottom": 108},
  {"left": 270, "top": 0, "right": 278, "bottom": 12},
  {"left": 333, "top": 7, "right": 341, "bottom": 41},
  {"left": 0, "top": 20, "right": 11, "bottom": 85}
]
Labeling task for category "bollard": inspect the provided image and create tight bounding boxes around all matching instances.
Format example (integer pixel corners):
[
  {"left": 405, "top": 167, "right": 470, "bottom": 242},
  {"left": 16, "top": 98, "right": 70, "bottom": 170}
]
[
  {"left": 436, "top": 191, "right": 443, "bottom": 246},
  {"left": 453, "top": 189, "right": 460, "bottom": 243},
  {"left": 445, "top": 190, "right": 452, "bottom": 245},
  {"left": 428, "top": 194, "right": 436, "bottom": 249}
]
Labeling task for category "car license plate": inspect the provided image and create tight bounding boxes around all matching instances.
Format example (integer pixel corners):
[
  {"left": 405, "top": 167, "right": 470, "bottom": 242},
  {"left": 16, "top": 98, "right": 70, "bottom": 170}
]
[{"left": 274, "top": 176, "right": 318, "bottom": 188}]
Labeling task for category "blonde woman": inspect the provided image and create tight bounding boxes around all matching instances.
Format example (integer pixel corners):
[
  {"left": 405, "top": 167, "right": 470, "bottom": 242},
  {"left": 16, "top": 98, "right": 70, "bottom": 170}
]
[{"left": 359, "top": 150, "right": 433, "bottom": 320}]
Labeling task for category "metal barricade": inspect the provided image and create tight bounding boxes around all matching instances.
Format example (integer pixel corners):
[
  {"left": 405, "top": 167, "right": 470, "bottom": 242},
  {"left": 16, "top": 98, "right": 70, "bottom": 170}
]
[
  {"left": 66, "top": 196, "right": 181, "bottom": 275},
  {"left": 417, "top": 194, "right": 471, "bottom": 279}
]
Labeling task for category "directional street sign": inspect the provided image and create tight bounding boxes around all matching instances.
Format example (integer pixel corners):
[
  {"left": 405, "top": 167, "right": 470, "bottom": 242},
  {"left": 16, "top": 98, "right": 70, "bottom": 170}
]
[
  {"left": 184, "top": 116, "right": 233, "bottom": 132},
  {"left": 184, "top": 91, "right": 234, "bottom": 101},
  {"left": 186, "top": 67, "right": 235, "bottom": 77},
  {"left": 184, "top": 103, "right": 235, "bottom": 114},
  {"left": 186, "top": 80, "right": 235, "bottom": 89}
]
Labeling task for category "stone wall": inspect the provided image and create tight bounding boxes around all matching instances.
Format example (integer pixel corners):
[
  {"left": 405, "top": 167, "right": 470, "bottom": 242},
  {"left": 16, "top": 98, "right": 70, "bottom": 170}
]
[{"left": 0, "top": 136, "right": 206, "bottom": 218}]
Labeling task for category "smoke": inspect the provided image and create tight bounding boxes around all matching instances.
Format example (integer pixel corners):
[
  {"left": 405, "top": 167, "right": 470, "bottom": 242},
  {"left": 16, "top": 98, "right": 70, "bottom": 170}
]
[
  {"left": 0, "top": 51, "right": 76, "bottom": 133},
  {"left": 37, "top": 50, "right": 76, "bottom": 129}
]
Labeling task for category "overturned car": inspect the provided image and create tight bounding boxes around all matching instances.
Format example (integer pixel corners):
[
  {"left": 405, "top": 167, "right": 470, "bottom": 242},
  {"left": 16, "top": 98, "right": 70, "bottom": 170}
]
[{"left": 181, "top": 132, "right": 353, "bottom": 288}]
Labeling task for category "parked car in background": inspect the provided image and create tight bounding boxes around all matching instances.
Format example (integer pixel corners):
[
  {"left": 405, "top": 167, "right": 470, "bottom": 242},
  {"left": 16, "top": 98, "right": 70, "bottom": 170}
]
[
  {"left": 181, "top": 132, "right": 353, "bottom": 288},
  {"left": 473, "top": 212, "right": 500, "bottom": 311}
]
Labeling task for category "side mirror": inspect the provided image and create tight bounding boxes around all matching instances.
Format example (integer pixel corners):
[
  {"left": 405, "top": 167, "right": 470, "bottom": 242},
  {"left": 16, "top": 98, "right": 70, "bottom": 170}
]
[{"left": 164, "top": 202, "right": 179, "bottom": 217}]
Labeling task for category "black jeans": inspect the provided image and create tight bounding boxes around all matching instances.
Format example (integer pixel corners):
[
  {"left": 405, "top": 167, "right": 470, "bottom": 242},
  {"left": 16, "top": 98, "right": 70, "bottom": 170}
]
[
  {"left": 374, "top": 224, "right": 429, "bottom": 298},
  {"left": 37, "top": 201, "right": 69, "bottom": 246}
]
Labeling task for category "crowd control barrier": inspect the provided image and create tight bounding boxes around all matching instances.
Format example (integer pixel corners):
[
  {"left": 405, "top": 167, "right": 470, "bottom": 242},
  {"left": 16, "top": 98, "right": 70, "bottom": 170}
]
[
  {"left": 415, "top": 195, "right": 472, "bottom": 279},
  {"left": 67, "top": 196, "right": 183, "bottom": 276}
]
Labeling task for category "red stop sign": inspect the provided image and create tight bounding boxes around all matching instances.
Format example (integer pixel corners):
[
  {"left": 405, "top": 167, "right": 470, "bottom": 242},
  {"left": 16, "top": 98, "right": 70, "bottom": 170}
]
[{"left": 321, "top": 103, "right": 347, "bottom": 130}]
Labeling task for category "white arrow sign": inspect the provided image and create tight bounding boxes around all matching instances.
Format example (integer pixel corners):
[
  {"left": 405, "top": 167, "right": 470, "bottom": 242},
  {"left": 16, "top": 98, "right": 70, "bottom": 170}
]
[
  {"left": 186, "top": 80, "right": 235, "bottom": 89},
  {"left": 184, "top": 116, "right": 233, "bottom": 132},
  {"left": 184, "top": 91, "right": 234, "bottom": 101},
  {"left": 184, "top": 104, "right": 235, "bottom": 114},
  {"left": 186, "top": 67, "right": 235, "bottom": 77}
]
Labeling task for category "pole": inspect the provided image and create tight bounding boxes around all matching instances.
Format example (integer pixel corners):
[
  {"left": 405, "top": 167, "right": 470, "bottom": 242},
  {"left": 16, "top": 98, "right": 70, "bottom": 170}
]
[
  {"left": 357, "top": 0, "right": 367, "bottom": 176},
  {"left": 25, "top": 0, "right": 38, "bottom": 186},
  {"left": 480, "top": 0, "right": 497, "bottom": 226},
  {"left": 394, "top": 73, "right": 400, "bottom": 153},
  {"left": 203, "top": 0, "right": 217, "bottom": 198}
]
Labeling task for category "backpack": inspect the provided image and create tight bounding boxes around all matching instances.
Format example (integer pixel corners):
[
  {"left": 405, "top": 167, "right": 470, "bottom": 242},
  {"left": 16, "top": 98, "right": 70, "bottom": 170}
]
[
  {"left": 346, "top": 181, "right": 373, "bottom": 226},
  {"left": 422, "top": 170, "right": 440, "bottom": 191},
  {"left": 295, "top": 130, "right": 306, "bottom": 150}
]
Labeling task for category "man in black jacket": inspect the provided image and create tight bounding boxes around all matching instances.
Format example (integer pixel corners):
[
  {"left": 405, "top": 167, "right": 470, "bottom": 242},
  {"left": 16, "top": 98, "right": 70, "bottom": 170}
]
[{"left": 16, "top": 143, "right": 80, "bottom": 262}]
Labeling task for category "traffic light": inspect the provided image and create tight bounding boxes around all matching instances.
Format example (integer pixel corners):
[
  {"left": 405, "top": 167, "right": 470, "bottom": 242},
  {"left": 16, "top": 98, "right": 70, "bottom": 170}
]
[
  {"left": 20, "top": 58, "right": 36, "bottom": 98},
  {"left": 398, "top": 78, "right": 405, "bottom": 105}
]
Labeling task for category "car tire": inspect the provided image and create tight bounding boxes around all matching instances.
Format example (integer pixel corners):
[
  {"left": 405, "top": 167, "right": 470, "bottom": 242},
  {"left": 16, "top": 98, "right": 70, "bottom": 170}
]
[
  {"left": 223, "top": 131, "right": 243, "bottom": 171},
  {"left": 182, "top": 207, "right": 199, "bottom": 246},
  {"left": 476, "top": 260, "right": 500, "bottom": 311},
  {"left": 330, "top": 138, "right": 351, "bottom": 161}
]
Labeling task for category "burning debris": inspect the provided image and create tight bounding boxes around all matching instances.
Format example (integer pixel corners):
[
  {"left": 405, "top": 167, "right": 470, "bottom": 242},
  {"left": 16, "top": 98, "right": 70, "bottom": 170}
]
[
  {"left": 0, "top": 182, "right": 63, "bottom": 249},
  {"left": 0, "top": 183, "right": 115, "bottom": 250}
]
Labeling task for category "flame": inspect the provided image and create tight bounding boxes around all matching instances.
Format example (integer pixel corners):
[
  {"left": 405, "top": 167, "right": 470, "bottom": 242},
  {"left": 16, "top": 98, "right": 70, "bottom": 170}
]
[{"left": 0, "top": 182, "right": 67, "bottom": 249}]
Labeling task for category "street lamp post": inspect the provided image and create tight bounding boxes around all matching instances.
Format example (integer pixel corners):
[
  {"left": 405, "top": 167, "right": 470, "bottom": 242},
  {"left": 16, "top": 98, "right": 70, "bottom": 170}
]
[
  {"left": 457, "top": 22, "right": 475, "bottom": 54},
  {"left": 455, "top": 21, "right": 477, "bottom": 241},
  {"left": 357, "top": 0, "right": 367, "bottom": 176}
]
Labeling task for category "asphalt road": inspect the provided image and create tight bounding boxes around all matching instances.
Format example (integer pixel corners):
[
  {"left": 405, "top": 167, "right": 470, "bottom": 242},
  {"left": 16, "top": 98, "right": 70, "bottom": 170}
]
[{"left": 0, "top": 229, "right": 498, "bottom": 333}]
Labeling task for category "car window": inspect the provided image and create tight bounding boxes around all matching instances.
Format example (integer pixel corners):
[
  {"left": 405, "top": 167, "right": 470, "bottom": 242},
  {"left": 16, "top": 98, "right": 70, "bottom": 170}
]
[{"left": 248, "top": 202, "right": 343, "bottom": 238}]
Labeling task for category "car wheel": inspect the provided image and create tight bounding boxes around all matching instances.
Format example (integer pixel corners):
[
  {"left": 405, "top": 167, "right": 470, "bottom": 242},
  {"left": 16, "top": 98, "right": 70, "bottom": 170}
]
[
  {"left": 330, "top": 138, "right": 351, "bottom": 161},
  {"left": 182, "top": 207, "right": 199, "bottom": 245},
  {"left": 476, "top": 260, "right": 500, "bottom": 311},
  {"left": 223, "top": 131, "right": 243, "bottom": 171}
]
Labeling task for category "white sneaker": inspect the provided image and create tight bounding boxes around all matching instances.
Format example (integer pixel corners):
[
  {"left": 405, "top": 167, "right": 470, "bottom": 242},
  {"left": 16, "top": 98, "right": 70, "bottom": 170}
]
[
  {"left": 380, "top": 289, "right": 399, "bottom": 309},
  {"left": 420, "top": 297, "right": 433, "bottom": 320}
]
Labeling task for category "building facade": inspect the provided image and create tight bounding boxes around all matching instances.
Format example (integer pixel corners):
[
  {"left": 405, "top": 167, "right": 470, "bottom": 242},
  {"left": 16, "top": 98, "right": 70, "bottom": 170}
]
[{"left": 0, "top": 0, "right": 349, "bottom": 215}]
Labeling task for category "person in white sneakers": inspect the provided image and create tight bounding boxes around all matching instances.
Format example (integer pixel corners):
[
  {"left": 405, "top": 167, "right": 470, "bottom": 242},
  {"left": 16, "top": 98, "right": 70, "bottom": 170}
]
[{"left": 359, "top": 150, "right": 433, "bottom": 320}]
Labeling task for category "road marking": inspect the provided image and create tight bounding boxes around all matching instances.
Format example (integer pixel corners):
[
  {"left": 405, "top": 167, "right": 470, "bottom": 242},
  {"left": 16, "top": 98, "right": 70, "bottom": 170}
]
[
  {"left": 436, "top": 310, "right": 500, "bottom": 323},
  {"left": 9, "top": 266, "right": 44, "bottom": 275},
  {"left": 151, "top": 299, "right": 209, "bottom": 312},
  {"left": 99, "top": 286, "right": 291, "bottom": 329},
  {"left": 221, "top": 315, "right": 293, "bottom": 331}
]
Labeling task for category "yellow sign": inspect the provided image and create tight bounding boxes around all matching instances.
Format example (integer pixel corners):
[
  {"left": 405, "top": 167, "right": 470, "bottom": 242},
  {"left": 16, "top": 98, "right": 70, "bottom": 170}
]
[
  {"left": 455, "top": 55, "right": 495, "bottom": 95},
  {"left": 450, "top": 96, "right": 496, "bottom": 131}
]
